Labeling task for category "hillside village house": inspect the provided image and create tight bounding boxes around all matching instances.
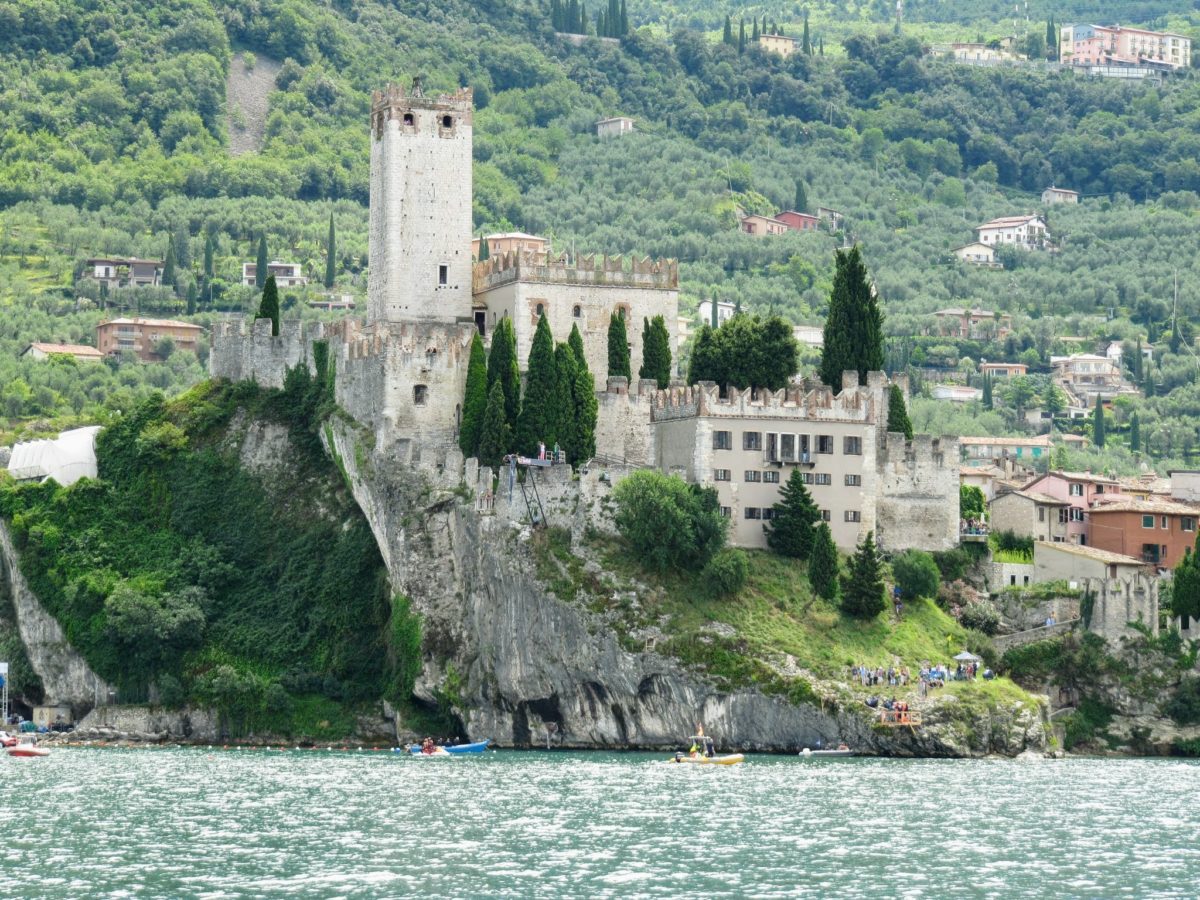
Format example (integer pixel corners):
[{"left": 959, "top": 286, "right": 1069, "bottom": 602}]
[
  {"left": 816, "top": 207, "right": 844, "bottom": 230},
  {"left": 698, "top": 299, "right": 736, "bottom": 327},
  {"left": 595, "top": 116, "right": 635, "bottom": 139},
  {"left": 758, "top": 33, "right": 797, "bottom": 57},
  {"left": 960, "top": 433, "right": 1086, "bottom": 465},
  {"left": 309, "top": 295, "right": 357, "bottom": 311},
  {"left": 1022, "top": 471, "right": 1123, "bottom": 545},
  {"left": 242, "top": 261, "right": 307, "bottom": 288},
  {"left": 960, "top": 463, "right": 1003, "bottom": 501},
  {"left": 1060, "top": 24, "right": 1191, "bottom": 70},
  {"left": 96, "top": 317, "right": 204, "bottom": 362},
  {"left": 19, "top": 342, "right": 103, "bottom": 363},
  {"left": 84, "top": 257, "right": 162, "bottom": 291},
  {"left": 1118, "top": 473, "right": 1172, "bottom": 501},
  {"left": 952, "top": 242, "right": 1000, "bottom": 267},
  {"left": 1087, "top": 499, "right": 1200, "bottom": 568},
  {"left": 942, "top": 42, "right": 1018, "bottom": 62},
  {"left": 979, "top": 361, "right": 1027, "bottom": 379},
  {"left": 776, "top": 211, "right": 820, "bottom": 232},
  {"left": 792, "top": 325, "right": 823, "bottom": 349},
  {"left": 989, "top": 489, "right": 1069, "bottom": 543},
  {"left": 932, "top": 308, "right": 1013, "bottom": 340},
  {"left": 1042, "top": 186, "right": 1080, "bottom": 205},
  {"left": 472, "top": 232, "right": 549, "bottom": 260},
  {"left": 974, "top": 214, "right": 1048, "bottom": 251},
  {"left": 740, "top": 214, "right": 789, "bottom": 237},
  {"left": 1034, "top": 541, "right": 1146, "bottom": 584},
  {"left": 933, "top": 385, "right": 982, "bottom": 403},
  {"left": 1051, "top": 353, "right": 1137, "bottom": 405}
]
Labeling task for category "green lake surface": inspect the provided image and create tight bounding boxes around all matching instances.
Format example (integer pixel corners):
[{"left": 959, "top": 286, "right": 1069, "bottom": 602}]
[{"left": 2, "top": 748, "right": 1198, "bottom": 898}]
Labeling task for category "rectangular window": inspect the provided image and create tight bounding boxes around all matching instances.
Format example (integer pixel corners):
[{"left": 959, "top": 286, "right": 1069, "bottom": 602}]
[
  {"left": 720, "top": 507, "right": 731, "bottom": 518},
  {"left": 780, "top": 434, "right": 795, "bottom": 461},
  {"left": 1070, "top": 508, "right": 1084, "bottom": 522},
  {"left": 744, "top": 471, "right": 761, "bottom": 483},
  {"left": 843, "top": 436, "right": 862, "bottom": 455},
  {"left": 762, "top": 508, "right": 775, "bottom": 521},
  {"left": 815, "top": 473, "right": 831, "bottom": 486},
  {"left": 763, "top": 471, "right": 780, "bottom": 484},
  {"left": 744, "top": 508, "right": 762, "bottom": 520},
  {"left": 743, "top": 432, "right": 762, "bottom": 451},
  {"left": 1162, "top": 516, "right": 1170, "bottom": 530},
  {"left": 766, "top": 433, "right": 779, "bottom": 462},
  {"left": 1039, "top": 508, "right": 1046, "bottom": 523},
  {"left": 821, "top": 509, "right": 831, "bottom": 522},
  {"left": 1069, "top": 483, "right": 1083, "bottom": 496},
  {"left": 801, "top": 473, "right": 814, "bottom": 485},
  {"left": 1142, "top": 515, "right": 1155, "bottom": 528},
  {"left": 845, "top": 510, "right": 861, "bottom": 522},
  {"left": 845, "top": 474, "right": 861, "bottom": 487},
  {"left": 713, "top": 431, "right": 732, "bottom": 450},
  {"left": 438, "top": 264, "right": 448, "bottom": 285},
  {"left": 817, "top": 435, "right": 834, "bottom": 454},
  {"left": 1184, "top": 518, "right": 1196, "bottom": 533},
  {"left": 714, "top": 469, "right": 731, "bottom": 482}
]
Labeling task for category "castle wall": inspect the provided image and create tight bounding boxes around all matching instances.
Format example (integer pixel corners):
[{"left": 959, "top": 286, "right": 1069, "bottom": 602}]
[
  {"left": 1083, "top": 573, "right": 1159, "bottom": 641},
  {"left": 369, "top": 84, "right": 474, "bottom": 324},
  {"left": 595, "top": 377, "right": 658, "bottom": 467},
  {"left": 875, "top": 433, "right": 960, "bottom": 553},
  {"left": 474, "top": 251, "right": 679, "bottom": 389}
]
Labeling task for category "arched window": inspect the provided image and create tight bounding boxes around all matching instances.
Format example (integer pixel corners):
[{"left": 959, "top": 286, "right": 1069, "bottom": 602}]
[
  {"left": 403, "top": 113, "right": 414, "bottom": 126},
  {"left": 442, "top": 115, "right": 453, "bottom": 128},
  {"left": 535, "top": 303, "right": 545, "bottom": 317},
  {"left": 573, "top": 305, "right": 582, "bottom": 318}
]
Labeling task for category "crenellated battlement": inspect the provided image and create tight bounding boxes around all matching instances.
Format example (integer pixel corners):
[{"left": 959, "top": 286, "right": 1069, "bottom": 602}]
[
  {"left": 371, "top": 82, "right": 474, "bottom": 115},
  {"left": 647, "top": 375, "right": 885, "bottom": 424},
  {"left": 879, "top": 432, "right": 957, "bottom": 471},
  {"left": 473, "top": 248, "right": 678, "bottom": 293}
]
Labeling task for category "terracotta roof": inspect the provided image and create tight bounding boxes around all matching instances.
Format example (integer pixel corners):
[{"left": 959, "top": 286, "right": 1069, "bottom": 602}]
[
  {"left": 961, "top": 436, "right": 1052, "bottom": 448},
  {"left": 996, "top": 489, "right": 1069, "bottom": 506},
  {"left": 99, "top": 317, "right": 204, "bottom": 331},
  {"left": 1088, "top": 499, "right": 1200, "bottom": 516},
  {"left": 977, "top": 215, "right": 1043, "bottom": 229},
  {"left": 23, "top": 342, "right": 103, "bottom": 358},
  {"left": 1035, "top": 541, "right": 1143, "bottom": 566},
  {"left": 1032, "top": 470, "right": 1120, "bottom": 485}
]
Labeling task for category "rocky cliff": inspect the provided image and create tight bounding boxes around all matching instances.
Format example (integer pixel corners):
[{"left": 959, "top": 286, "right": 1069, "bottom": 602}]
[{"left": 326, "top": 418, "right": 1047, "bottom": 757}]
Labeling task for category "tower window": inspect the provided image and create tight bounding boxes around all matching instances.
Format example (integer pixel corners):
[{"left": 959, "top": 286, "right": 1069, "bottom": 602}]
[
  {"left": 413, "top": 385, "right": 428, "bottom": 406},
  {"left": 403, "top": 113, "right": 414, "bottom": 126},
  {"left": 438, "top": 264, "right": 448, "bottom": 285},
  {"left": 535, "top": 303, "right": 545, "bottom": 317},
  {"left": 573, "top": 305, "right": 582, "bottom": 318},
  {"left": 442, "top": 115, "right": 453, "bottom": 128}
]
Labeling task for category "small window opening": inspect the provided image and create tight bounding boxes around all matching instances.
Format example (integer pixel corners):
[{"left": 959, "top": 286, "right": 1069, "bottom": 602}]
[
  {"left": 403, "top": 113, "right": 414, "bottom": 126},
  {"left": 535, "top": 303, "right": 545, "bottom": 317},
  {"left": 413, "top": 385, "right": 428, "bottom": 406},
  {"left": 573, "top": 305, "right": 582, "bottom": 318},
  {"left": 442, "top": 115, "right": 453, "bottom": 128},
  {"left": 438, "top": 264, "right": 448, "bottom": 285}
]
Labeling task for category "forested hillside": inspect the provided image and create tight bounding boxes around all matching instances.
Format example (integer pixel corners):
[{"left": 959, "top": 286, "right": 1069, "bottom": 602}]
[{"left": 3, "top": 0, "right": 1200, "bottom": 465}]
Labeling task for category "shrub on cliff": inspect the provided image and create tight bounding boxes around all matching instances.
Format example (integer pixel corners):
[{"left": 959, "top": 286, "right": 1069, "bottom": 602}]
[
  {"left": 612, "top": 470, "right": 726, "bottom": 572},
  {"left": 891, "top": 549, "right": 939, "bottom": 601},
  {"left": 703, "top": 548, "right": 748, "bottom": 598},
  {"left": 960, "top": 599, "right": 1001, "bottom": 635}
]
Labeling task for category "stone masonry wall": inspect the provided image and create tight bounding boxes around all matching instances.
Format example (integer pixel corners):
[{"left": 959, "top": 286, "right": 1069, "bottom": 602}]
[{"left": 874, "top": 433, "right": 960, "bottom": 552}]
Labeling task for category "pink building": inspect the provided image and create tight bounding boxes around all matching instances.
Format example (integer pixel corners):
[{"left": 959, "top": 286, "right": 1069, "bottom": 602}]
[
  {"left": 1022, "top": 471, "right": 1123, "bottom": 545},
  {"left": 1061, "top": 24, "right": 1191, "bottom": 69},
  {"left": 776, "top": 211, "right": 820, "bottom": 232}
]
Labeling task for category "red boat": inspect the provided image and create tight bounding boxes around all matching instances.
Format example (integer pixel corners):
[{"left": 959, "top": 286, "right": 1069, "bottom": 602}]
[
  {"left": 7, "top": 741, "right": 50, "bottom": 758},
  {"left": 0, "top": 731, "right": 17, "bottom": 748}
]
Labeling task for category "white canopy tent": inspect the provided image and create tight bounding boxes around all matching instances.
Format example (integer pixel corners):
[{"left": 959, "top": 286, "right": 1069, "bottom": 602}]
[{"left": 7, "top": 426, "right": 102, "bottom": 486}]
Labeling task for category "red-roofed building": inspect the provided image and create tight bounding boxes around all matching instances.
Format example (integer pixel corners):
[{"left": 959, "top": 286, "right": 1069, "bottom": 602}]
[
  {"left": 974, "top": 214, "right": 1048, "bottom": 251},
  {"left": 776, "top": 211, "right": 820, "bottom": 232},
  {"left": 1087, "top": 499, "right": 1200, "bottom": 568},
  {"left": 96, "top": 318, "right": 204, "bottom": 362},
  {"left": 20, "top": 342, "right": 104, "bottom": 363}
]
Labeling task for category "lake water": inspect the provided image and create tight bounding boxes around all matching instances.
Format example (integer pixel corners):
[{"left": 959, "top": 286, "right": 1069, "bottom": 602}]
[{"left": 2, "top": 748, "right": 1198, "bottom": 898}]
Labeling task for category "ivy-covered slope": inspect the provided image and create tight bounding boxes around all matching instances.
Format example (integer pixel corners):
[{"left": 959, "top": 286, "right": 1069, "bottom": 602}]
[{"left": 0, "top": 371, "right": 418, "bottom": 735}]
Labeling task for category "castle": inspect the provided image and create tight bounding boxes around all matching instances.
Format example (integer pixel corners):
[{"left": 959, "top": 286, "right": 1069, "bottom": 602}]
[{"left": 210, "top": 79, "right": 959, "bottom": 553}]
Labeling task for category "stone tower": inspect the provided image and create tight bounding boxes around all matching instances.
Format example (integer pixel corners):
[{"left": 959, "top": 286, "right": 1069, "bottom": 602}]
[{"left": 368, "top": 80, "right": 474, "bottom": 324}]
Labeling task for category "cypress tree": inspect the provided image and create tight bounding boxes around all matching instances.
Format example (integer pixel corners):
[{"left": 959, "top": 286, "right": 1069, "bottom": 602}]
[
  {"left": 608, "top": 311, "right": 631, "bottom": 380},
  {"left": 552, "top": 343, "right": 576, "bottom": 459},
  {"left": 687, "top": 324, "right": 717, "bottom": 387},
  {"left": 569, "top": 322, "right": 588, "bottom": 377},
  {"left": 802, "top": 12, "right": 811, "bottom": 54},
  {"left": 487, "top": 317, "right": 521, "bottom": 435},
  {"left": 476, "top": 381, "right": 511, "bottom": 469},
  {"left": 723, "top": 15, "right": 733, "bottom": 44},
  {"left": 324, "top": 211, "right": 336, "bottom": 289},
  {"left": 643, "top": 315, "right": 672, "bottom": 388},
  {"left": 818, "top": 246, "right": 883, "bottom": 389},
  {"left": 738, "top": 19, "right": 746, "bottom": 53},
  {"left": 580, "top": 1, "right": 588, "bottom": 34},
  {"left": 619, "top": 0, "right": 627, "bottom": 34},
  {"left": 886, "top": 384, "right": 913, "bottom": 439},
  {"left": 982, "top": 374, "right": 993, "bottom": 410},
  {"left": 1093, "top": 394, "right": 1106, "bottom": 448},
  {"left": 257, "top": 275, "right": 280, "bottom": 336},
  {"left": 517, "top": 314, "right": 559, "bottom": 453},
  {"left": 841, "top": 531, "right": 886, "bottom": 619},
  {"left": 761, "top": 15, "right": 767, "bottom": 36},
  {"left": 597, "top": 10, "right": 606, "bottom": 36},
  {"left": 185, "top": 281, "right": 197, "bottom": 316},
  {"left": 767, "top": 468, "right": 821, "bottom": 559},
  {"left": 162, "top": 241, "right": 177, "bottom": 287},
  {"left": 819, "top": 36, "right": 824, "bottom": 55},
  {"left": 478, "top": 235, "right": 490, "bottom": 261},
  {"left": 794, "top": 180, "right": 808, "bottom": 213},
  {"left": 459, "top": 333, "right": 488, "bottom": 457},
  {"left": 1046, "top": 19, "right": 1057, "bottom": 60},
  {"left": 1129, "top": 411, "right": 1141, "bottom": 453},
  {"left": 174, "top": 223, "right": 191, "bottom": 270},
  {"left": 808, "top": 522, "right": 839, "bottom": 601},
  {"left": 572, "top": 353, "right": 598, "bottom": 464},
  {"left": 751, "top": 18, "right": 759, "bottom": 40},
  {"left": 552, "top": 0, "right": 561, "bottom": 30},
  {"left": 255, "top": 235, "right": 268, "bottom": 288},
  {"left": 1133, "top": 338, "right": 1144, "bottom": 382},
  {"left": 203, "top": 231, "right": 214, "bottom": 280}
]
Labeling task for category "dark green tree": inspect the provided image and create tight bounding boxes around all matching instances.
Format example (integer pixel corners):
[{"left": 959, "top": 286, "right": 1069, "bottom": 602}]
[
  {"left": 808, "top": 522, "right": 839, "bottom": 601},
  {"left": 324, "top": 211, "right": 336, "bottom": 289},
  {"left": 767, "top": 468, "right": 821, "bottom": 559},
  {"left": 256, "top": 275, "right": 280, "bottom": 336},
  {"left": 891, "top": 549, "right": 939, "bottom": 600},
  {"left": 619, "top": 0, "right": 627, "bottom": 34},
  {"left": 1129, "top": 411, "right": 1141, "bottom": 453},
  {"left": 551, "top": 342, "right": 576, "bottom": 458},
  {"left": 1133, "top": 338, "right": 1144, "bottom": 382},
  {"left": 687, "top": 315, "right": 797, "bottom": 391},
  {"left": 487, "top": 317, "right": 521, "bottom": 430},
  {"left": 802, "top": 11, "right": 811, "bottom": 53},
  {"left": 886, "top": 383, "right": 913, "bottom": 439},
  {"left": 477, "top": 234, "right": 490, "bottom": 261},
  {"left": 608, "top": 311, "right": 631, "bottom": 380},
  {"left": 255, "top": 234, "right": 268, "bottom": 288},
  {"left": 203, "top": 231, "right": 214, "bottom": 280},
  {"left": 639, "top": 315, "right": 672, "bottom": 388},
  {"left": 1093, "top": 394, "right": 1106, "bottom": 448},
  {"left": 723, "top": 15, "right": 733, "bottom": 44},
  {"left": 819, "top": 246, "right": 884, "bottom": 389},
  {"left": 751, "top": 18, "right": 759, "bottom": 40},
  {"left": 174, "top": 222, "right": 191, "bottom": 270},
  {"left": 476, "top": 380, "right": 511, "bottom": 468},
  {"left": 459, "top": 333, "right": 488, "bottom": 457},
  {"left": 517, "top": 314, "right": 559, "bottom": 452},
  {"left": 841, "top": 531, "right": 886, "bottom": 619},
  {"left": 568, "top": 322, "right": 588, "bottom": 376},
  {"left": 162, "top": 241, "right": 176, "bottom": 288},
  {"left": 982, "top": 374, "right": 993, "bottom": 410},
  {"left": 185, "top": 281, "right": 197, "bottom": 316},
  {"left": 794, "top": 180, "right": 808, "bottom": 213},
  {"left": 1172, "top": 545, "right": 1200, "bottom": 622},
  {"left": 1046, "top": 18, "right": 1057, "bottom": 60},
  {"left": 819, "top": 36, "right": 824, "bottom": 55},
  {"left": 960, "top": 485, "right": 986, "bottom": 521},
  {"left": 738, "top": 19, "right": 746, "bottom": 53}
]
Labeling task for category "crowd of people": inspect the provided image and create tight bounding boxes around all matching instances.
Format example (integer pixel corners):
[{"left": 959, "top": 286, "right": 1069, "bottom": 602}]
[
  {"left": 960, "top": 518, "right": 988, "bottom": 536},
  {"left": 851, "top": 658, "right": 996, "bottom": 704}
]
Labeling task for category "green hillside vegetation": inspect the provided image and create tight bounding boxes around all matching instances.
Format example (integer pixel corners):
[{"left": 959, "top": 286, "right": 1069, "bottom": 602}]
[{"left": 0, "top": 373, "right": 418, "bottom": 739}]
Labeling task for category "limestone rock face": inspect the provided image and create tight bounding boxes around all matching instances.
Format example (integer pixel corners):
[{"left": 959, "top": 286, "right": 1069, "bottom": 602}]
[
  {"left": 328, "top": 420, "right": 1047, "bottom": 757},
  {"left": 0, "top": 520, "right": 110, "bottom": 714}
]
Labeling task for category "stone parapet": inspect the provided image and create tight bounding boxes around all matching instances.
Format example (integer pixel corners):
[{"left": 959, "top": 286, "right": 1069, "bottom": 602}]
[
  {"left": 649, "top": 379, "right": 883, "bottom": 425},
  {"left": 473, "top": 249, "right": 678, "bottom": 293}
]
